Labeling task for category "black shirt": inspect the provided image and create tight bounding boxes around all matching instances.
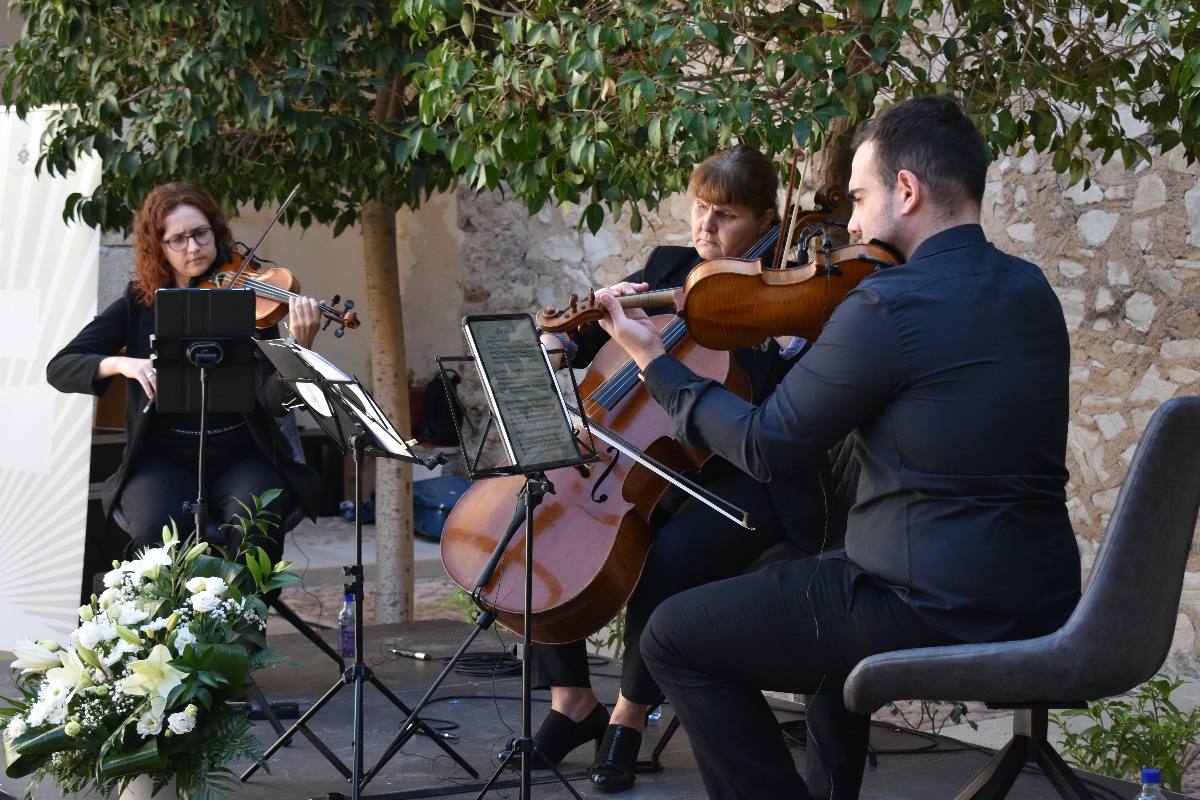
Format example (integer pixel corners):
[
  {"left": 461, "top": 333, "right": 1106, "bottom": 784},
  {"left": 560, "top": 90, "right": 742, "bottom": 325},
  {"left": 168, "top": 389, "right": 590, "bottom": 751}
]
[{"left": 643, "top": 224, "right": 1081, "bottom": 643}]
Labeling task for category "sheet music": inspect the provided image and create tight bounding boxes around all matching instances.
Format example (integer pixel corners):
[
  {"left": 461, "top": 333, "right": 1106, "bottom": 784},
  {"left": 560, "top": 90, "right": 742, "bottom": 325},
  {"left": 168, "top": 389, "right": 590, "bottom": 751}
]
[
  {"left": 263, "top": 340, "right": 419, "bottom": 459},
  {"left": 464, "top": 316, "right": 580, "bottom": 470}
]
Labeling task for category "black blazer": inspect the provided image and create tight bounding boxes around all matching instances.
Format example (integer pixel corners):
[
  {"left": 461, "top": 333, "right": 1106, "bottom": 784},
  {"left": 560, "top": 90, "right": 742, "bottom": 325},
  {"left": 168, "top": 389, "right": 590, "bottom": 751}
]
[{"left": 46, "top": 283, "right": 321, "bottom": 522}]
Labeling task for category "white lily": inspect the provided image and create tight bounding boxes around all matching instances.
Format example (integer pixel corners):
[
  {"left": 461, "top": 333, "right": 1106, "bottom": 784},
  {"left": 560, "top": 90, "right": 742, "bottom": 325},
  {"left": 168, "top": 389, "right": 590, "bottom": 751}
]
[
  {"left": 45, "top": 648, "right": 93, "bottom": 693},
  {"left": 10, "top": 639, "right": 61, "bottom": 673},
  {"left": 119, "top": 645, "right": 187, "bottom": 702}
]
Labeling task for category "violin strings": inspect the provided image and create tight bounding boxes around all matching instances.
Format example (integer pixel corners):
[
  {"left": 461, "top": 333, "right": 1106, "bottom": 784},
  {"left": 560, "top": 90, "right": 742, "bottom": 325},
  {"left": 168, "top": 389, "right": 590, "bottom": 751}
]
[{"left": 220, "top": 273, "right": 341, "bottom": 317}]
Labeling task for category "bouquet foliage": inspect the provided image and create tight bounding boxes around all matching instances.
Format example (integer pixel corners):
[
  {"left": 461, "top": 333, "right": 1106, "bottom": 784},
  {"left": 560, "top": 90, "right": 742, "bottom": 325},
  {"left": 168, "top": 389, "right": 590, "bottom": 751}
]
[{"left": 1, "top": 491, "right": 298, "bottom": 799}]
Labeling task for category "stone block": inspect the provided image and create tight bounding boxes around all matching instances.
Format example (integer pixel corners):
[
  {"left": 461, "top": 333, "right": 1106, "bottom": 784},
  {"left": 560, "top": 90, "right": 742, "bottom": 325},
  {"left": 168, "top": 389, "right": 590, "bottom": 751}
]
[
  {"left": 1067, "top": 422, "right": 1108, "bottom": 484},
  {"left": 1078, "top": 209, "right": 1120, "bottom": 246},
  {"left": 1091, "top": 486, "right": 1120, "bottom": 513},
  {"left": 1130, "top": 217, "right": 1153, "bottom": 252},
  {"left": 1122, "top": 291, "right": 1156, "bottom": 333},
  {"left": 1130, "top": 365, "right": 1179, "bottom": 404},
  {"left": 1063, "top": 179, "right": 1103, "bottom": 205},
  {"left": 1149, "top": 268, "right": 1183, "bottom": 294},
  {"left": 1058, "top": 259, "right": 1087, "bottom": 279},
  {"left": 1053, "top": 286, "right": 1086, "bottom": 331},
  {"left": 1169, "top": 367, "right": 1200, "bottom": 385},
  {"left": 1106, "top": 260, "right": 1131, "bottom": 286},
  {"left": 1133, "top": 174, "right": 1167, "bottom": 212},
  {"left": 1162, "top": 339, "right": 1200, "bottom": 359},
  {"left": 1006, "top": 222, "right": 1036, "bottom": 243},
  {"left": 1095, "top": 412, "right": 1127, "bottom": 441},
  {"left": 1188, "top": 177, "right": 1200, "bottom": 248},
  {"left": 1094, "top": 287, "right": 1114, "bottom": 312}
]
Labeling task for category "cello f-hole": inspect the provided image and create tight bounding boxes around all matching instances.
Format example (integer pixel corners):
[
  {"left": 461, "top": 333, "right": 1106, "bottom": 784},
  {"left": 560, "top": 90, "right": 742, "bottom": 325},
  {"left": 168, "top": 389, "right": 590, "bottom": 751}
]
[{"left": 591, "top": 447, "right": 619, "bottom": 503}]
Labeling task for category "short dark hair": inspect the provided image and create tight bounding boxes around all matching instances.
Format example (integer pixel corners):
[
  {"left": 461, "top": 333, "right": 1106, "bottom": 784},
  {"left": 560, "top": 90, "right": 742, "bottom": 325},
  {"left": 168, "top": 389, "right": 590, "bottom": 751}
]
[
  {"left": 851, "top": 95, "right": 989, "bottom": 208},
  {"left": 689, "top": 145, "right": 778, "bottom": 220}
]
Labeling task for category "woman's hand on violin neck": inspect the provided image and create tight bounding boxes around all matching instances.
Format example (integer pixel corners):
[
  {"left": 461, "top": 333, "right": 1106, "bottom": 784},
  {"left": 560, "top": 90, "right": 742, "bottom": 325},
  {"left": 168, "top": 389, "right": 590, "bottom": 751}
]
[
  {"left": 287, "top": 296, "right": 321, "bottom": 349},
  {"left": 99, "top": 355, "right": 157, "bottom": 400},
  {"left": 596, "top": 290, "right": 665, "bottom": 371}
]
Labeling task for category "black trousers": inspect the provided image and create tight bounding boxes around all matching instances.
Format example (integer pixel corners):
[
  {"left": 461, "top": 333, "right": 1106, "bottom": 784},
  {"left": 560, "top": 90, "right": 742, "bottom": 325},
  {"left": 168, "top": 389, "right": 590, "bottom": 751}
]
[
  {"left": 117, "top": 428, "right": 294, "bottom": 562},
  {"left": 531, "top": 471, "right": 832, "bottom": 706},
  {"left": 640, "top": 556, "right": 962, "bottom": 800}
]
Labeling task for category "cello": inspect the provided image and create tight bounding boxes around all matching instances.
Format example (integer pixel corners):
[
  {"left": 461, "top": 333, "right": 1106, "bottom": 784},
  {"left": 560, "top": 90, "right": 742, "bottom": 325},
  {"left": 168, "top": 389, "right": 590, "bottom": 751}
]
[{"left": 438, "top": 227, "right": 781, "bottom": 644}]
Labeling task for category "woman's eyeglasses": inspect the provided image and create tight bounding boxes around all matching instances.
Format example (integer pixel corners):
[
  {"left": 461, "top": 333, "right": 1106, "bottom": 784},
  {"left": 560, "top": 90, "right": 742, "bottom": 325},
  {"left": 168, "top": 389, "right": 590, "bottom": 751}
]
[{"left": 162, "top": 226, "right": 213, "bottom": 252}]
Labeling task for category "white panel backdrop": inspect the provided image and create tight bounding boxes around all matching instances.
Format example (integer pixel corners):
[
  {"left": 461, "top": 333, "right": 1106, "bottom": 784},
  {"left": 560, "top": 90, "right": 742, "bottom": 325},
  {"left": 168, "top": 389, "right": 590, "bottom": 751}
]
[{"left": 0, "top": 108, "right": 101, "bottom": 648}]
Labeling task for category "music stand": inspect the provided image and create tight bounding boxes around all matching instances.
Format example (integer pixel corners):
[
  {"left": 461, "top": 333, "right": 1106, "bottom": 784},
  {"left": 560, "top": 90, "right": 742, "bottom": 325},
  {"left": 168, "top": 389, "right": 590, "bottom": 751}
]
[
  {"left": 242, "top": 339, "right": 478, "bottom": 799},
  {"left": 151, "top": 288, "right": 257, "bottom": 538},
  {"left": 362, "top": 314, "right": 598, "bottom": 800}
]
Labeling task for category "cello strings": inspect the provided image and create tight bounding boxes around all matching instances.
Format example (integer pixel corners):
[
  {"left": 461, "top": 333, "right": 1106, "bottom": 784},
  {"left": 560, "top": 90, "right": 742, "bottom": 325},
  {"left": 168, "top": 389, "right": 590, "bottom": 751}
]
[{"left": 586, "top": 222, "right": 780, "bottom": 410}]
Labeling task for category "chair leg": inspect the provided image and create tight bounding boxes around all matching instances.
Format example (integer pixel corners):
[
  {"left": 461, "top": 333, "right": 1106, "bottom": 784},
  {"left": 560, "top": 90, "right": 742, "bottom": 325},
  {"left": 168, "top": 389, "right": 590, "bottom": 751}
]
[
  {"left": 1034, "top": 740, "right": 1094, "bottom": 800},
  {"left": 955, "top": 735, "right": 1026, "bottom": 800},
  {"left": 957, "top": 709, "right": 1093, "bottom": 800}
]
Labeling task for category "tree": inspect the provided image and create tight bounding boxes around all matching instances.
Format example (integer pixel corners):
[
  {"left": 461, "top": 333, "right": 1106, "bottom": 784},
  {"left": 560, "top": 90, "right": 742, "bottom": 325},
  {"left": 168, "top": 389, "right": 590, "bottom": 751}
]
[{"left": 3, "top": 0, "right": 1197, "bottom": 617}]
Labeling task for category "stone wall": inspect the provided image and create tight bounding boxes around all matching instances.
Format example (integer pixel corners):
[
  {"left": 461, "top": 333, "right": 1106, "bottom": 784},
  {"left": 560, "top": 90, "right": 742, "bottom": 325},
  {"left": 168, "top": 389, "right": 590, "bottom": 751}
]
[{"left": 453, "top": 146, "right": 1200, "bottom": 673}]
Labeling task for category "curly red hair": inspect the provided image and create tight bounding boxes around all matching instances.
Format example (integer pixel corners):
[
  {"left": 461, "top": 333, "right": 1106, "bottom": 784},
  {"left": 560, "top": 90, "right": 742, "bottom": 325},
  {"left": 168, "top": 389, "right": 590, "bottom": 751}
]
[{"left": 131, "top": 182, "right": 233, "bottom": 307}]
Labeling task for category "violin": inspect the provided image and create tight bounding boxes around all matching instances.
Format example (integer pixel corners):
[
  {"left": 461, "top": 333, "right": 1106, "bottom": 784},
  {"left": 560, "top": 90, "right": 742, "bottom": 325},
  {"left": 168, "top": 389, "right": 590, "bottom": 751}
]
[
  {"left": 535, "top": 185, "right": 901, "bottom": 350},
  {"left": 199, "top": 248, "right": 361, "bottom": 337}
]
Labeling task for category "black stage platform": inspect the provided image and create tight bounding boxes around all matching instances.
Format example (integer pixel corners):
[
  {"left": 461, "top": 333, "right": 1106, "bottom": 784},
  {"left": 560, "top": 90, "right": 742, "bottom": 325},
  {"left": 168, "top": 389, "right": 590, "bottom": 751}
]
[{"left": 2, "top": 620, "right": 1191, "bottom": 799}]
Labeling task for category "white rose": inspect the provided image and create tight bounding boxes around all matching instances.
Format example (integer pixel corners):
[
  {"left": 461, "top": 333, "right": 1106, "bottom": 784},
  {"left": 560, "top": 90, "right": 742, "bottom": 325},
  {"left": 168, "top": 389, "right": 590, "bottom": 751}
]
[
  {"left": 116, "top": 604, "right": 149, "bottom": 626},
  {"left": 190, "top": 591, "right": 220, "bottom": 613},
  {"left": 167, "top": 710, "right": 196, "bottom": 735},
  {"left": 173, "top": 626, "right": 198, "bottom": 650},
  {"left": 78, "top": 605, "right": 95, "bottom": 622},
  {"left": 202, "top": 577, "right": 227, "bottom": 596},
  {"left": 136, "top": 710, "right": 163, "bottom": 737},
  {"left": 184, "top": 577, "right": 208, "bottom": 593}
]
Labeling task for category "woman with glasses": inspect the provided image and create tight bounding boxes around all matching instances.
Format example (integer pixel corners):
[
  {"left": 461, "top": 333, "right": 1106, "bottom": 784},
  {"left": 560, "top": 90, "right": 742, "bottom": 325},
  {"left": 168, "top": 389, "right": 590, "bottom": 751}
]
[{"left": 47, "top": 181, "right": 324, "bottom": 560}]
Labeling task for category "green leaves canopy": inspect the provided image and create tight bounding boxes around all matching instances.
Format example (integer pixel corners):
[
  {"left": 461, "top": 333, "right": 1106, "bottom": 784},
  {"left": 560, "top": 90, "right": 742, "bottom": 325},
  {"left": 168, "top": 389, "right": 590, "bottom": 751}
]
[{"left": 1, "top": 0, "right": 1196, "bottom": 234}]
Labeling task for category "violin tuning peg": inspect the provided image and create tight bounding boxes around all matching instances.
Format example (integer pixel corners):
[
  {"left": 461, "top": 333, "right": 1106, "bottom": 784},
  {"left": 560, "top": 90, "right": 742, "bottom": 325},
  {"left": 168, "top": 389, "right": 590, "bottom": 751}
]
[
  {"left": 335, "top": 325, "right": 346, "bottom": 338},
  {"left": 330, "top": 293, "right": 341, "bottom": 306},
  {"left": 322, "top": 318, "right": 332, "bottom": 330},
  {"left": 587, "top": 288, "right": 596, "bottom": 303},
  {"left": 569, "top": 293, "right": 578, "bottom": 312},
  {"left": 343, "top": 299, "right": 354, "bottom": 310}
]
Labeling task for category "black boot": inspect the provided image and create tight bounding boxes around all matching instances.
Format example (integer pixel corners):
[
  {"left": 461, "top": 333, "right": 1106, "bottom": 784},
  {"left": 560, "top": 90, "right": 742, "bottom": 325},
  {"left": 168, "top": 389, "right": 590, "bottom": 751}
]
[
  {"left": 590, "top": 724, "right": 642, "bottom": 792},
  {"left": 500, "top": 703, "right": 608, "bottom": 769}
]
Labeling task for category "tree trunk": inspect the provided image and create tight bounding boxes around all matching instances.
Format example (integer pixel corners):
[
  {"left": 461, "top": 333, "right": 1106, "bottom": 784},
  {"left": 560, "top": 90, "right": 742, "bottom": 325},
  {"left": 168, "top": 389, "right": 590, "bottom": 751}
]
[{"left": 360, "top": 198, "right": 413, "bottom": 623}]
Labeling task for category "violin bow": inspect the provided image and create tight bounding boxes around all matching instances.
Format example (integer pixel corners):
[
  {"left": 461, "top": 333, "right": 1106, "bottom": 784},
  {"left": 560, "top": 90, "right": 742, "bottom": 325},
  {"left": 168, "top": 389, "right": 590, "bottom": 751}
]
[
  {"left": 776, "top": 147, "right": 802, "bottom": 270},
  {"left": 227, "top": 183, "right": 302, "bottom": 288},
  {"left": 564, "top": 402, "right": 754, "bottom": 530}
]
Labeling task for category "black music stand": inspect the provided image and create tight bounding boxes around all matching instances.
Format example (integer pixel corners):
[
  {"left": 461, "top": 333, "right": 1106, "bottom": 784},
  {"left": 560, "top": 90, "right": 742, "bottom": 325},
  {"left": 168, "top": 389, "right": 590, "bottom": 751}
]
[
  {"left": 361, "top": 314, "right": 599, "bottom": 800},
  {"left": 151, "top": 288, "right": 257, "bottom": 538},
  {"left": 243, "top": 339, "right": 478, "bottom": 799}
]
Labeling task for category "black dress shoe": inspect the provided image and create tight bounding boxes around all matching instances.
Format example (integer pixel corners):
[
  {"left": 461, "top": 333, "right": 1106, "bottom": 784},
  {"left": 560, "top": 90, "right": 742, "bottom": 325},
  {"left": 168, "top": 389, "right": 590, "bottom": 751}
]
[
  {"left": 500, "top": 703, "right": 608, "bottom": 769},
  {"left": 589, "top": 724, "right": 642, "bottom": 792}
]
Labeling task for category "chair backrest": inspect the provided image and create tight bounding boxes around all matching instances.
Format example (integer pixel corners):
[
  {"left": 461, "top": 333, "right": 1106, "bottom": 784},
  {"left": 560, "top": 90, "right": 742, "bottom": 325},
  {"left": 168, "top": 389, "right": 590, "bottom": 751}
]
[{"left": 1057, "top": 396, "right": 1200, "bottom": 696}]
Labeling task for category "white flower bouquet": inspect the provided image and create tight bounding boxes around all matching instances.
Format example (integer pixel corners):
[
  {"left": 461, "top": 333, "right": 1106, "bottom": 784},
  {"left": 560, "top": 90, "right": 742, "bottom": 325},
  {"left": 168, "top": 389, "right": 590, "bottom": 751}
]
[{"left": 1, "top": 492, "right": 298, "bottom": 799}]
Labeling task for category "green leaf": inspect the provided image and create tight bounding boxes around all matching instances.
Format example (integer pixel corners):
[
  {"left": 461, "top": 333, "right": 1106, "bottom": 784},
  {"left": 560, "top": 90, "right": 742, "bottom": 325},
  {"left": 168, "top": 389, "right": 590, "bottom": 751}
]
[
  {"left": 100, "top": 738, "right": 169, "bottom": 779},
  {"left": 584, "top": 203, "right": 604, "bottom": 234}
]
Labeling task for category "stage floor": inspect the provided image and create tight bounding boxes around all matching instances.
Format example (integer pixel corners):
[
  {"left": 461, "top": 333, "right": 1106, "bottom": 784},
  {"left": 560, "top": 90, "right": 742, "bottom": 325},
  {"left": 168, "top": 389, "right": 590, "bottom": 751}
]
[{"left": 1, "top": 619, "right": 1191, "bottom": 799}]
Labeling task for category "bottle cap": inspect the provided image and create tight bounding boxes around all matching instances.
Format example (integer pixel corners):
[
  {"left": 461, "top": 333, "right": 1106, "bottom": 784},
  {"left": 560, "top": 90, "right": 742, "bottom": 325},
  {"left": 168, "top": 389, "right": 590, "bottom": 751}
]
[
  {"left": 1141, "top": 768, "right": 1162, "bottom": 784},
  {"left": 344, "top": 592, "right": 354, "bottom": 601}
]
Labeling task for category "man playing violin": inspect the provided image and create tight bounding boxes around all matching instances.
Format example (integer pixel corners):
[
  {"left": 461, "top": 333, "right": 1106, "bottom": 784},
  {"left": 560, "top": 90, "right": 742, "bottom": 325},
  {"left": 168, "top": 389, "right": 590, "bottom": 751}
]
[
  {"left": 48, "top": 181, "right": 325, "bottom": 563},
  {"left": 596, "top": 95, "right": 1081, "bottom": 799},
  {"left": 524, "top": 146, "right": 844, "bottom": 792}
]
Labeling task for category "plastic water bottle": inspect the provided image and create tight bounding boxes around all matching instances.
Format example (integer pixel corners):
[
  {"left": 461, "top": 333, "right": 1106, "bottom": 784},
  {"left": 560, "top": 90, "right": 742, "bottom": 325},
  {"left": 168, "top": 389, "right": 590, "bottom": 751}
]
[
  {"left": 1135, "top": 768, "right": 1165, "bottom": 799},
  {"left": 338, "top": 591, "right": 356, "bottom": 660}
]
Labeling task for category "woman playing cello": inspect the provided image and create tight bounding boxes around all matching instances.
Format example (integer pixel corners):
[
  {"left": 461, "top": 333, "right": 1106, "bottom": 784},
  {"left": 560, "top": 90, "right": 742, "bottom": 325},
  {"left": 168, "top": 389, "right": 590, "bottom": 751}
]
[
  {"left": 47, "top": 181, "right": 324, "bottom": 562},
  {"left": 522, "top": 146, "right": 842, "bottom": 792}
]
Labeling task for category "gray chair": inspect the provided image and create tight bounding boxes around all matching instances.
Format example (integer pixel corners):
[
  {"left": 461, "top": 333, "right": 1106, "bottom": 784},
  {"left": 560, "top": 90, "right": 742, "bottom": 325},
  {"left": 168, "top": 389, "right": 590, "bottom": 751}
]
[{"left": 843, "top": 396, "right": 1200, "bottom": 799}]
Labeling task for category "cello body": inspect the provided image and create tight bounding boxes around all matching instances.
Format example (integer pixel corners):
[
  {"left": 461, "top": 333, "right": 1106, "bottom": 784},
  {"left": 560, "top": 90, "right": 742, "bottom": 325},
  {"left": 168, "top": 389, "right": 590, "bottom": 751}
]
[{"left": 439, "top": 316, "right": 750, "bottom": 644}]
